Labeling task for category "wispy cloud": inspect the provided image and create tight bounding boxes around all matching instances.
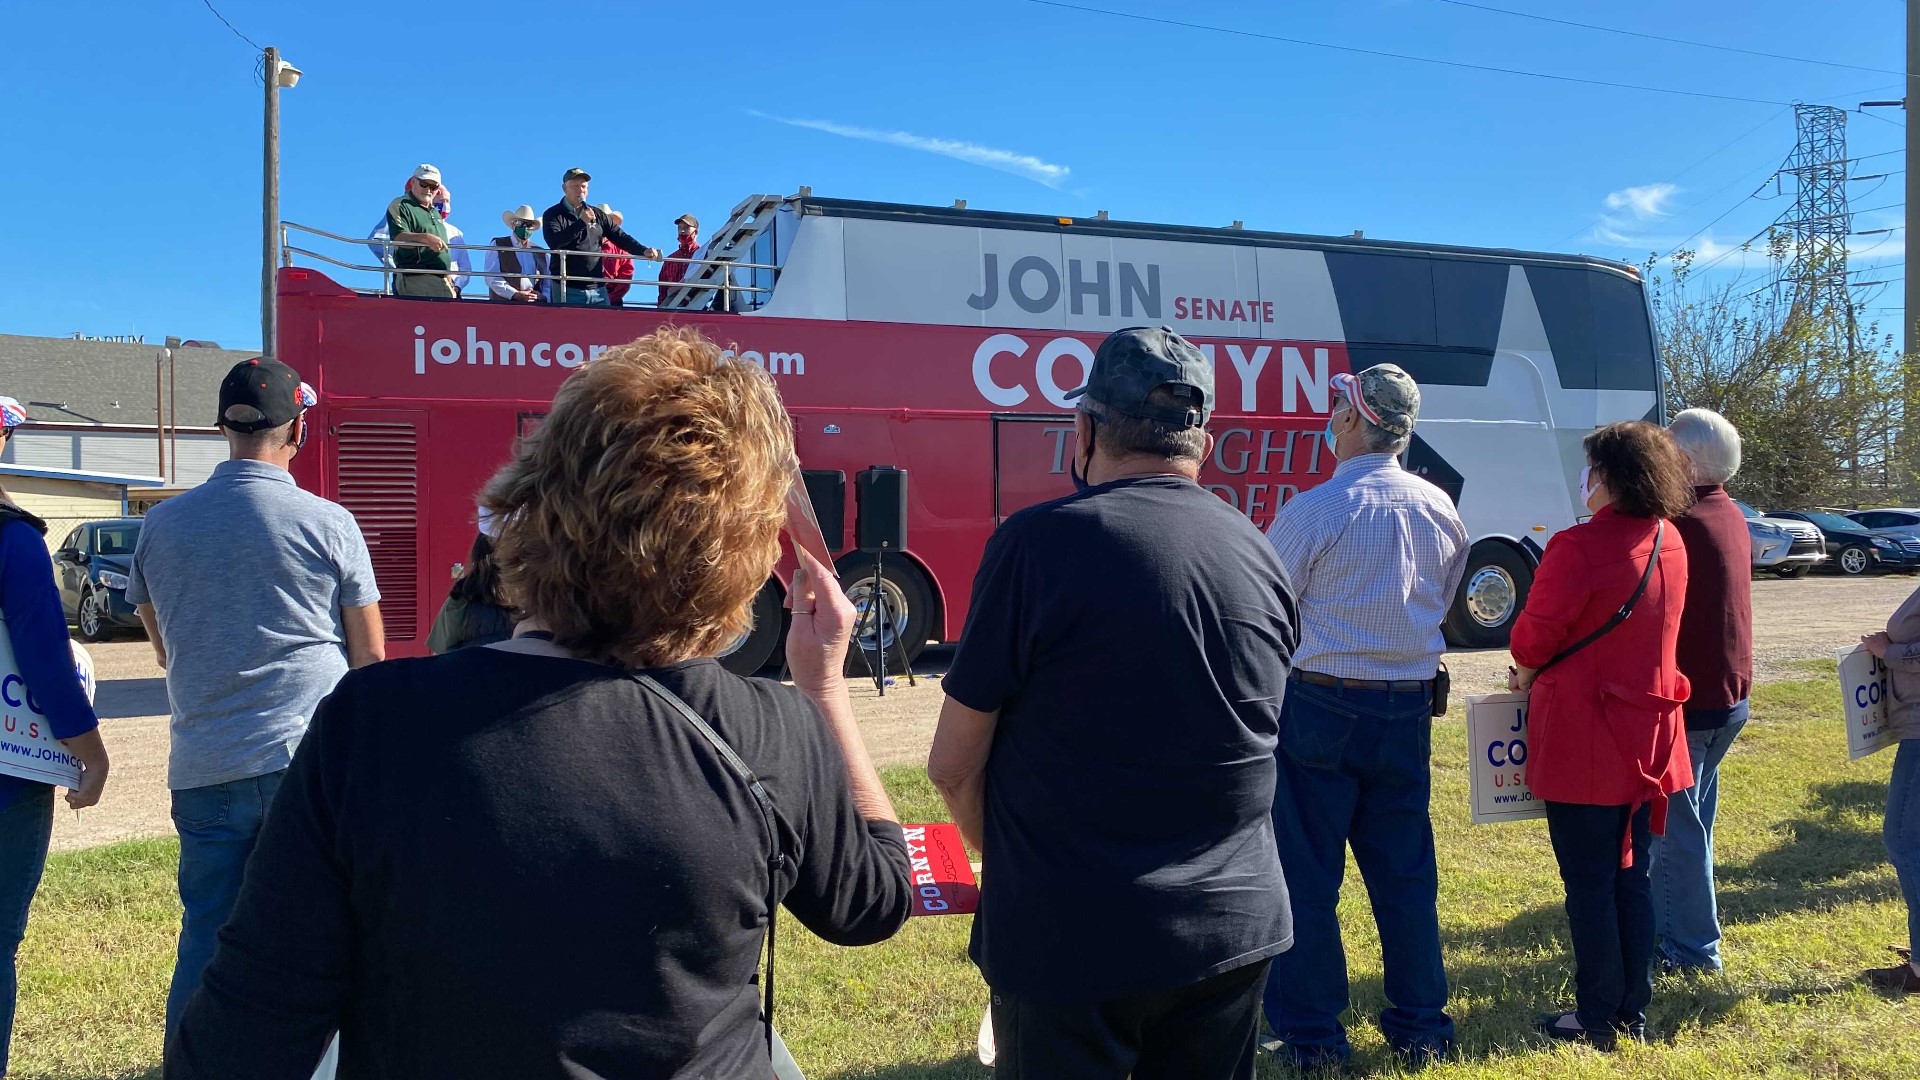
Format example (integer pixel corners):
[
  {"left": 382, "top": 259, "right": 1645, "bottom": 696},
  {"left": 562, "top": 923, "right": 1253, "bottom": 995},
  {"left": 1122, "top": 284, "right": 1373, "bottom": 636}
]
[
  {"left": 1603, "top": 183, "right": 1679, "bottom": 219},
  {"left": 748, "top": 111, "right": 1072, "bottom": 189},
  {"left": 1582, "top": 182, "right": 1681, "bottom": 247}
]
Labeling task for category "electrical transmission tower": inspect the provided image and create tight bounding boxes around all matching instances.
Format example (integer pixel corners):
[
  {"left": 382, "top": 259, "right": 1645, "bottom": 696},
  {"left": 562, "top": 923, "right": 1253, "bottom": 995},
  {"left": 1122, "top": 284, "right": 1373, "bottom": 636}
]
[{"left": 1777, "top": 104, "right": 1851, "bottom": 341}]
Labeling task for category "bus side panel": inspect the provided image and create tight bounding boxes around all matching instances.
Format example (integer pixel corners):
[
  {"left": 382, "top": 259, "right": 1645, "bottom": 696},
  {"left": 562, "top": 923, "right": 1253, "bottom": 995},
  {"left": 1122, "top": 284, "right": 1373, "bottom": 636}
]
[
  {"left": 323, "top": 408, "right": 432, "bottom": 655},
  {"left": 790, "top": 410, "right": 992, "bottom": 644}
]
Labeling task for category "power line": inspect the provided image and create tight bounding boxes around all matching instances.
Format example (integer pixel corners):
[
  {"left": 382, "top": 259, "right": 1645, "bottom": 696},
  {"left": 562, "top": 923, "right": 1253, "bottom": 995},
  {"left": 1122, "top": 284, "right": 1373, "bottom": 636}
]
[
  {"left": 199, "top": 0, "right": 263, "bottom": 53},
  {"left": 1432, "top": 0, "right": 1901, "bottom": 76},
  {"left": 1654, "top": 172, "right": 1782, "bottom": 262},
  {"left": 1859, "top": 108, "right": 1908, "bottom": 129},
  {"left": 1024, "top": 1, "right": 1800, "bottom": 107}
]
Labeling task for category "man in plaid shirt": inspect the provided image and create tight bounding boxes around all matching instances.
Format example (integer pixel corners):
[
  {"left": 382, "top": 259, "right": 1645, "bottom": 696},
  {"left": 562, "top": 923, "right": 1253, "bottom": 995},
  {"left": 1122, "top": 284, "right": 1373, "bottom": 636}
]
[{"left": 1259, "top": 363, "right": 1467, "bottom": 1069}]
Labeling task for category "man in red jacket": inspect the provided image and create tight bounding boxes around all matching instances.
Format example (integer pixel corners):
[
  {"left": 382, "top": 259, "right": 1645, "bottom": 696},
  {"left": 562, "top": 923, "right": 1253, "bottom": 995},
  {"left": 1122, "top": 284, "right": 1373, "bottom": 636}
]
[
  {"left": 658, "top": 214, "right": 700, "bottom": 307},
  {"left": 1649, "top": 409, "right": 1753, "bottom": 975}
]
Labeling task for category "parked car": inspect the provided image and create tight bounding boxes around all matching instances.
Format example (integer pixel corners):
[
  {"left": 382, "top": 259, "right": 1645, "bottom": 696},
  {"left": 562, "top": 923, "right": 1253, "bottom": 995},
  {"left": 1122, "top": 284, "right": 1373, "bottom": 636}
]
[
  {"left": 1735, "top": 501, "right": 1827, "bottom": 577},
  {"left": 1849, "top": 507, "right": 1920, "bottom": 541},
  {"left": 1747, "top": 516, "right": 1793, "bottom": 571},
  {"left": 53, "top": 518, "right": 145, "bottom": 641},
  {"left": 1765, "top": 510, "right": 1920, "bottom": 576}
]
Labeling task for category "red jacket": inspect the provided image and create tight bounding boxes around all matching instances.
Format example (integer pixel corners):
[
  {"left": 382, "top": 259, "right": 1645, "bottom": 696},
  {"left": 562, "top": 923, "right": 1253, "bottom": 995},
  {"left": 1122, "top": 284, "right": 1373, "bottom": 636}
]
[
  {"left": 600, "top": 239, "right": 634, "bottom": 305},
  {"left": 1511, "top": 506, "right": 1694, "bottom": 839}
]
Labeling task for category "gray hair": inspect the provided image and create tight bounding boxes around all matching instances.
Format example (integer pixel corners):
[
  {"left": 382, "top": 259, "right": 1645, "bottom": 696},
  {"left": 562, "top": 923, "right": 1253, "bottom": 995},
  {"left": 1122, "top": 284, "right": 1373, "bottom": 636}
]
[
  {"left": 1336, "top": 397, "right": 1410, "bottom": 456},
  {"left": 1082, "top": 390, "right": 1207, "bottom": 465},
  {"left": 1667, "top": 407, "right": 1741, "bottom": 484}
]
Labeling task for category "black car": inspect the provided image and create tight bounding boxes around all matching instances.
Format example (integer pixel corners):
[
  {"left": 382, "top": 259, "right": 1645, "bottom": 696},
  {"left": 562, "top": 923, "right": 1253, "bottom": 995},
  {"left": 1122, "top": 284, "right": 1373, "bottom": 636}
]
[
  {"left": 53, "top": 518, "right": 145, "bottom": 641},
  {"left": 1764, "top": 510, "right": 1920, "bottom": 577}
]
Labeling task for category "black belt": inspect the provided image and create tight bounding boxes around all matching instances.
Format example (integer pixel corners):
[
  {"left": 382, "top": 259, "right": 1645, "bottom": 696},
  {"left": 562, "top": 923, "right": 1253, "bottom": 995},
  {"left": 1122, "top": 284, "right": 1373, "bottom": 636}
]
[{"left": 1294, "top": 670, "right": 1432, "bottom": 693}]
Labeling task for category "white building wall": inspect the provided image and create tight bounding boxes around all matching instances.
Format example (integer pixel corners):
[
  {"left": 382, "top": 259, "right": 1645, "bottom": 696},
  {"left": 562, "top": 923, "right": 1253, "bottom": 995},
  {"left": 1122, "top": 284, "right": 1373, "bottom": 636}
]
[{"left": 2, "top": 429, "right": 224, "bottom": 487}]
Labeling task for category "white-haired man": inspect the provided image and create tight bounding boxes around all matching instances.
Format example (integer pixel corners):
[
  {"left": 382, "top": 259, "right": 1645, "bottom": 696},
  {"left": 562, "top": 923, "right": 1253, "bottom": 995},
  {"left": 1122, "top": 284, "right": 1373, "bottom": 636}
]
[
  {"left": 1260, "top": 363, "right": 1466, "bottom": 1068},
  {"left": 1650, "top": 407, "right": 1752, "bottom": 974}
]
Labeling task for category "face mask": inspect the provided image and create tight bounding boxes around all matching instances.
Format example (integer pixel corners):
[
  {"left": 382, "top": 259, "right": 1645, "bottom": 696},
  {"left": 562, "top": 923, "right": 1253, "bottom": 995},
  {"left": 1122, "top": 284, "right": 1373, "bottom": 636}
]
[
  {"left": 1578, "top": 466, "right": 1595, "bottom": 504},
  {"left": 1071, "top": 420, "right": 1096, "bottom": 492},
  {"left": 1323, "top": 415, "right": 1339, "bottom": 451},
  {"left": 513, "top": 224, "right": 532, "bottom": 241}
]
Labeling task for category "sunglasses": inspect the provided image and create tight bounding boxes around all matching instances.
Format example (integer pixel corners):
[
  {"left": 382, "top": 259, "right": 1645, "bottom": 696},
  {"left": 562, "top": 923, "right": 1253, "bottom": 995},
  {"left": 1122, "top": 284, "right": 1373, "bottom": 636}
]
[{"left": 417, "top": 179, "right": 442, "bottom": 192}]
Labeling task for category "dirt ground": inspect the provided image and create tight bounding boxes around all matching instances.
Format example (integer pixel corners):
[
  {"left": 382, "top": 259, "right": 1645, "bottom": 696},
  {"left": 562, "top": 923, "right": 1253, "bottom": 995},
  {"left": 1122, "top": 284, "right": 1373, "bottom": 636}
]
[{"left": 49, "top": 573, "right": 1920, "bottom": 853}]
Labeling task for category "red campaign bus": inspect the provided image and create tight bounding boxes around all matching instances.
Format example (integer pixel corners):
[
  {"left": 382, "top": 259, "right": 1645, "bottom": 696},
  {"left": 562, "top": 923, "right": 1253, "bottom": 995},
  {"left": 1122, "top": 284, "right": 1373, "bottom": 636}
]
[{"left": 281, "top": 192, "right": 1662, "bottom": 672}]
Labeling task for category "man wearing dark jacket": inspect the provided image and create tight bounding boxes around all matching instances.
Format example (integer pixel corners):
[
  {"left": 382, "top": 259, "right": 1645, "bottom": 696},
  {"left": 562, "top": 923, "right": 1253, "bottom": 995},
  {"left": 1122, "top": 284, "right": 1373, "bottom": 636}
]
[{"left": 542, "top": 168, "right": 659, "bottom": 307}]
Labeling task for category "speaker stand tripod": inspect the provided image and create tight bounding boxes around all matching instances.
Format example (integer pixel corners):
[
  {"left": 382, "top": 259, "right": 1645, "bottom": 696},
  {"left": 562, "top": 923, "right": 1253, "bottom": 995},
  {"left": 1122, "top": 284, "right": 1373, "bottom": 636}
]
[{"left": 864, "top": 547, "right": 918, "bottom": 697}]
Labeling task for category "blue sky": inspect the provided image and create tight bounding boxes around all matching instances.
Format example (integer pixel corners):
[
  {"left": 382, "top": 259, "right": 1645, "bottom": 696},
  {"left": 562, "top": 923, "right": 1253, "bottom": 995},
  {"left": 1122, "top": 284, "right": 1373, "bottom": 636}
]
[{"left": 1, "top": 0, "right": 1906, "bottom": 350}]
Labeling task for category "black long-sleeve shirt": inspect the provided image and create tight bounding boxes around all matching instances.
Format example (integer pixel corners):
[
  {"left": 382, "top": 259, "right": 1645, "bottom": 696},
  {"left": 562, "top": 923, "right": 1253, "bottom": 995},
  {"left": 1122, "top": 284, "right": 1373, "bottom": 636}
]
[
  {"left": 542, "top": 200, "right": 652, "bottom": 287},
  {"left": 166, "top": 650, "right": 912, "bottom": 1080}
]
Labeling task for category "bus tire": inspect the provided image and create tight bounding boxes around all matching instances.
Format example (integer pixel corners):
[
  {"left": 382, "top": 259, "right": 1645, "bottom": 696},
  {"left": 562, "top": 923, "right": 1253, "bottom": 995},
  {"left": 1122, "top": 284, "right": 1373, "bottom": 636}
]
[
  {"left": 1443, "top": 542, "right": 1533, "bottom": 650},
  {"left": 837, "top": 554, "right": 935, "bottom": 676},
  {"left": 717, "top": 580, "right": 785, "bottom": 677}
]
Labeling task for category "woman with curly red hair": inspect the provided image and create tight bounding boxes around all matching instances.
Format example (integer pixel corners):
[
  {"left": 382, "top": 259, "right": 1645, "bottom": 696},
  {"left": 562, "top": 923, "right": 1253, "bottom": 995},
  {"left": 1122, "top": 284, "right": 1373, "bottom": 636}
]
[{"left": 168, "top": 328, "right": 913, "bottom": 1079}]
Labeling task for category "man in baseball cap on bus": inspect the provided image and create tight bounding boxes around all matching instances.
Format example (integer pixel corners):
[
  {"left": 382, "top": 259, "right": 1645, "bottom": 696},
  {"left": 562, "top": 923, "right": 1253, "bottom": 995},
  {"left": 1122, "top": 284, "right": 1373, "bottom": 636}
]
[
  {"left": 128, "top": 357, "right": 387, "bottom": 1040},
  {"left": 932, "top": 327, "right": 1299, "bottom": 1079}
]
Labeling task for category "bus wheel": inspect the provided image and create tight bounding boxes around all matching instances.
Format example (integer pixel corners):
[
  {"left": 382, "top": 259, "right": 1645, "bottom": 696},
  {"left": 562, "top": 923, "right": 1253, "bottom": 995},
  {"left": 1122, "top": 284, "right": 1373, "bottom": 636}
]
[
  {"left": 1443, "top": 543, "right": 1533, "bottom": 650},
  {"left": 717, "top": 580, "right": 785, "bottom": 676},
  {"left": 837, "top": 555, "right": 934, "bottom": 676}
]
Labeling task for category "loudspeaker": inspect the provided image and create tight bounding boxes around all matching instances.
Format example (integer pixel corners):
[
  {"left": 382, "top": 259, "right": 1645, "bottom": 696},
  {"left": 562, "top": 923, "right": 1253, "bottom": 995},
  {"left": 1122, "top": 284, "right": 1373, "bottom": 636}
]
[
  {"left": 802, "top": 470, "right": 846, "bottom": 553},
  {"left": 856, "top": 466, "right": 909, "bottom": 552}
]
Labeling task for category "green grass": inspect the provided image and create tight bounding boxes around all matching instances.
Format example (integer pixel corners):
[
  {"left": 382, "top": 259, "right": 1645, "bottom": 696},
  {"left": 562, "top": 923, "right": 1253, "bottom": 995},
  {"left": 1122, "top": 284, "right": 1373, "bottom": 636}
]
[{"left": 11, "top": 674, "right": 1920, "bottom": 1078}]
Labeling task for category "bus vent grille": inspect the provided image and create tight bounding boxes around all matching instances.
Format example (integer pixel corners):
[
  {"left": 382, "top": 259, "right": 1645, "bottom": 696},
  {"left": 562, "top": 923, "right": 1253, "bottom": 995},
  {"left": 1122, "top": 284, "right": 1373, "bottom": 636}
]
[{"left": 334, "top": 421, "right": 419, "bottom": 640}]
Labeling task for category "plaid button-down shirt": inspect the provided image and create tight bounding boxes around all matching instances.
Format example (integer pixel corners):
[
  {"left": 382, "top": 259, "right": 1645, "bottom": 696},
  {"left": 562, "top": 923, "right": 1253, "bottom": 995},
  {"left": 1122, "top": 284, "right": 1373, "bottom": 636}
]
[{"left": 1265, "top": 453, "right": 1468, "bottom": 681}]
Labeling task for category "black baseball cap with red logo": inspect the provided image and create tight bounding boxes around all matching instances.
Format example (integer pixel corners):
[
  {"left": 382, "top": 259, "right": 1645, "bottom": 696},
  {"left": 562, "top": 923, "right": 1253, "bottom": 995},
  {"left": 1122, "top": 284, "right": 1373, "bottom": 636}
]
[{"left": 217, "top": 357, "right": 318, "bottom": 433}]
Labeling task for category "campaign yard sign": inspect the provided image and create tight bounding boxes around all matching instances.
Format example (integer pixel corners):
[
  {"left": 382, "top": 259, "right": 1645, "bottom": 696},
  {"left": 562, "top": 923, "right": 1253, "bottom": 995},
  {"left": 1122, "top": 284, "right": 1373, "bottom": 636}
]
[
  {"left": 0, "top": 622, "right": 95, "bottom": 789},
  {"left": 1467, "top": 692, "right": 1544, "bottom": 824},
  {"left": 901, "top": 823, "right": 979, "bottom": 917},
  {"left": 1838, "top": 644, "right": 1893, "bottom": 761}
]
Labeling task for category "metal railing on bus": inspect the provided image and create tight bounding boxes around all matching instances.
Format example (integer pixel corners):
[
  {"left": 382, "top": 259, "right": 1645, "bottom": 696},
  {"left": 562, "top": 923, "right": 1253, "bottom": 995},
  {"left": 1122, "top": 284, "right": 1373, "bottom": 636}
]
[{"left": 279, "top": 221, "right": 780, "bottom": 310}]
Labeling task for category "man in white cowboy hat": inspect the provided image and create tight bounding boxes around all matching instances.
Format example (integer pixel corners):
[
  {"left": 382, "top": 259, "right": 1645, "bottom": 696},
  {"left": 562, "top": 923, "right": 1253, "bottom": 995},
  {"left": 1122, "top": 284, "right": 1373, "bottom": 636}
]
[{"left": 484, "top": 205, "right": 548, "bottom": 303}]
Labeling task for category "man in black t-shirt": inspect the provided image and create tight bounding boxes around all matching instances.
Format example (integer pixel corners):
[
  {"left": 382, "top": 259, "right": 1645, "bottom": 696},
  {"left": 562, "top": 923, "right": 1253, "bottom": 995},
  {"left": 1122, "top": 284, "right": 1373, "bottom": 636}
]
[{"left": 931, "top": 326, "right": 1299, "bottom": 1080}]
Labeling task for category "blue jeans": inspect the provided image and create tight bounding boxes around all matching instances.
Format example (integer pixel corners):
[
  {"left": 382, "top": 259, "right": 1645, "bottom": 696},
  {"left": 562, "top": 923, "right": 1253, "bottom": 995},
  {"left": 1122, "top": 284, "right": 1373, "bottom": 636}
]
[
  {"left": 166, "top": 770, "right": 285, "bottom": 1040},
  {"left": 555, "top": 285, "right": 609, "bottom": 307},
  {"left": 1545, "top": 801, "right": 1655, "bottom": 1031},
  {"left": 1263, "top": 677, "right": 1453, "bottom": 1062},
  {"left": 0, "top": 788, "right": 53, "bottom": 1075},
  {"left": 1887, "top": 739, "right": 1920, "bottom": 956},
  {"left": 1649, "top": 703, "right": 1749, "bottom": 971}
]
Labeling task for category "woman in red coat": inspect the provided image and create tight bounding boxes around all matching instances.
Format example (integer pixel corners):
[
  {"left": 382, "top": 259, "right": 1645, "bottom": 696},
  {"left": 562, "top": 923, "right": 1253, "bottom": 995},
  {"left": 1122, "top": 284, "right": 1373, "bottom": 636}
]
[{"left": 1507, "top": 420, "right": 1696, "bottom": 1050}]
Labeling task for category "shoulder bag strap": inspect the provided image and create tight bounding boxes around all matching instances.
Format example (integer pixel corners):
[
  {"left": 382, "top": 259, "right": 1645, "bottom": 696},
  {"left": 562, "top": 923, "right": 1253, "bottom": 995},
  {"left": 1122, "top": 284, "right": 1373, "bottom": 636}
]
[
  {"left": 630, "top": 673, "right": 787, "bottom": 1062},
  {"left": 1536, "top": 520, "right": 1664, "bottom": 676}
]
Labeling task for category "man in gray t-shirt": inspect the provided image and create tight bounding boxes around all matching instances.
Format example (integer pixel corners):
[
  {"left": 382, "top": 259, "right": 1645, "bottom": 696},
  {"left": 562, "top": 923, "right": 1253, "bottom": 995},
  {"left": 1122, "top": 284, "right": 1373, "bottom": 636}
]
[{"left": 127, "top": 357, "right": 384, "bottom": 1040}]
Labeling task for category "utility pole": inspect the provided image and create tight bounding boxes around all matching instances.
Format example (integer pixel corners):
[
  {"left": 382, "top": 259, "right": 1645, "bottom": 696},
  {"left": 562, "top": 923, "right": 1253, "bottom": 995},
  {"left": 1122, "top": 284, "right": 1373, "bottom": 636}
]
[
  {"left": 263, "top": 46, "right": 280, "bottom": 361},
  {"left": 1910, "top": 2, "right": 1919, "bottom": 497},
  {"left": 1908, "top": 4, "right": 1919, "bottom": 361}
]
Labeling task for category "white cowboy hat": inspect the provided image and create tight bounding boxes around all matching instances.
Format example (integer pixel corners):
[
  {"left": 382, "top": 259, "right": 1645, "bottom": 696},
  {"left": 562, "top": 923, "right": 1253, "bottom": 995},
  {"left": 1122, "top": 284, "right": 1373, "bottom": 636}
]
[{"left": 501, "top": 205, "right": 538, "bottom": 227}]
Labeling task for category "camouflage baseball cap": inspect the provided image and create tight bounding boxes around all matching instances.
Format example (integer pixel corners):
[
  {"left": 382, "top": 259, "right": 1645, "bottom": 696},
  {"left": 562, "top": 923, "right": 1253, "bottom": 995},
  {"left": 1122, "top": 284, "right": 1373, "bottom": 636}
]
[
  {"left": 1334, "top": 363, "right": 1420, "bottom": 436},
  {"left": 1065, "top": 326, "right": 1213, "bottom": 429}
]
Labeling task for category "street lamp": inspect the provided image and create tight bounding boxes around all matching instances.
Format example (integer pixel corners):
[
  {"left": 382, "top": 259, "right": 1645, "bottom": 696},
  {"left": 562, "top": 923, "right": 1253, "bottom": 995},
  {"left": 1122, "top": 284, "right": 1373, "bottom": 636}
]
[{"left": 263, "top": 47, "right": 299, "bottom": 362}]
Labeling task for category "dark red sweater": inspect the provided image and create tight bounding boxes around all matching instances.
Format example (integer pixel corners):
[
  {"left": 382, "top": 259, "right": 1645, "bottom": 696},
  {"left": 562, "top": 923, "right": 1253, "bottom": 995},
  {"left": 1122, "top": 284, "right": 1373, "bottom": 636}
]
[{"left": 1673, "top": 485, "right": 1754, "bottom": 724}]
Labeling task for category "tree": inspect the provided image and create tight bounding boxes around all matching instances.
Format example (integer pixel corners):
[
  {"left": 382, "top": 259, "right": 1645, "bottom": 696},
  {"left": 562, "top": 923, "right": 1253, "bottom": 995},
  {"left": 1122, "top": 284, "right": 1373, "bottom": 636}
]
[{"left": 1648, "top": 241, "right": 1920, "bottom": 509}]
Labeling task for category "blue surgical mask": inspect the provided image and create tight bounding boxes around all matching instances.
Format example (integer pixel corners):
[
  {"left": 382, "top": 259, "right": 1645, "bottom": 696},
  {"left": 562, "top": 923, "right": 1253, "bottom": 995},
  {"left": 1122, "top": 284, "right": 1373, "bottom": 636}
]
[{"left": 1323, "top": 415, "right": 1338, "bottom": 451}]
